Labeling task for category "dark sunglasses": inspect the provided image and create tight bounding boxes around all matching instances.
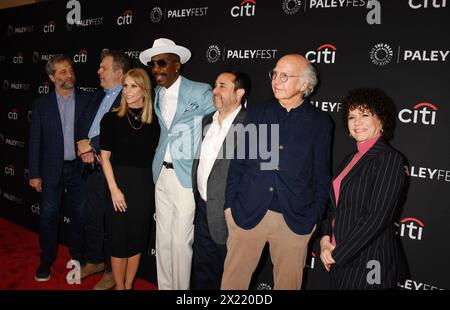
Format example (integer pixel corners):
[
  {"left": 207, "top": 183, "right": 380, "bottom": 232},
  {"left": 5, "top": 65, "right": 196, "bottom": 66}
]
[{"left": 147, "top": 59, "right": 170, "bottom": 69}]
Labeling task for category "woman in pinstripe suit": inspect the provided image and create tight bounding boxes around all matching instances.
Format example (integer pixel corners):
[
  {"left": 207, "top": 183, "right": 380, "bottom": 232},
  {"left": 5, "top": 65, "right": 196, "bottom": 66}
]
[{"left": 320, "top": 88, "right": 407, "bottom": 290}]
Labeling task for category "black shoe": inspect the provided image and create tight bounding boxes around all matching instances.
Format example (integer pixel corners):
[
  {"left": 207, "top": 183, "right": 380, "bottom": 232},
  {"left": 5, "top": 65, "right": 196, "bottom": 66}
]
[{"left": 35, "top": 261, "right": 51, "bottom": 282}]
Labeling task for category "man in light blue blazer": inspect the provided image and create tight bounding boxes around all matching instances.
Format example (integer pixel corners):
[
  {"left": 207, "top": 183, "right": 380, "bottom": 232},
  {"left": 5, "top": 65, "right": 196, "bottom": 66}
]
[{"left": 139, "top": 38, "right": 215, "bottom": 290}]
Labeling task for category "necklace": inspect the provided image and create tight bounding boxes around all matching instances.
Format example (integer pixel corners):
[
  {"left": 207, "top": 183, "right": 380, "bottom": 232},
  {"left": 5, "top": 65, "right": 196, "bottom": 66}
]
[
  {"left": 126, "top": 111, "right": 143, "bottom": 130},
  {"left": 127, "top": 108, "right": 142, "bottom": 121}
]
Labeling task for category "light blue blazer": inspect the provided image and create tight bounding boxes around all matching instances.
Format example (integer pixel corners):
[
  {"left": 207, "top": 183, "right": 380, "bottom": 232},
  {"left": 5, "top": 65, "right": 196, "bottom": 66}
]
[{"left": 152, "top": 76, "right": 215, "bottom": 188}]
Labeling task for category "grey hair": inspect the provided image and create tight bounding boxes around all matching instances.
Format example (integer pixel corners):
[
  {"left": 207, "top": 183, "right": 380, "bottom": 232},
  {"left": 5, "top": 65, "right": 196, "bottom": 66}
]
[
  {"left": 45, "top": 54, "right": 73, "bottom": 75},
  {"left": 302, "top": 61, "right": 318, "bottom": 98}
]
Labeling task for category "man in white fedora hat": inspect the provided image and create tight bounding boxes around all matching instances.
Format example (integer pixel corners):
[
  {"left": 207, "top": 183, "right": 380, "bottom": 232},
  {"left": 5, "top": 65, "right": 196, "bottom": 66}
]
[{"left": 139, "top": 38, "right": 215, "bottom": 290}]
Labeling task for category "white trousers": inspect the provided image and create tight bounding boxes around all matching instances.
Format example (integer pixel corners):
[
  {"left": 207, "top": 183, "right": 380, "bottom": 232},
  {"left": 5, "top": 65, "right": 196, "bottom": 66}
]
[{"left": 155, "top": 166, "right": 195, "bottom": 290}]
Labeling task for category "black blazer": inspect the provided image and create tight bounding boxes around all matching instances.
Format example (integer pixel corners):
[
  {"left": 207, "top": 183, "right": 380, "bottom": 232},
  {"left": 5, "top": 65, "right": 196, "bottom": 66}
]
[
  {"left": 321, "top": 138, "right": 407, "bottom": 289},
  {"left": 192, "top": 108, "right": 247, "bottom": 244}
]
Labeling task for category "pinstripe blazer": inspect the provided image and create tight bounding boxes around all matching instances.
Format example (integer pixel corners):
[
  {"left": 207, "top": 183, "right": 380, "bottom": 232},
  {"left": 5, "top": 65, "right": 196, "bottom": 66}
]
[{"left": 321, "top": 138, "right": 407, "bottom": 289}]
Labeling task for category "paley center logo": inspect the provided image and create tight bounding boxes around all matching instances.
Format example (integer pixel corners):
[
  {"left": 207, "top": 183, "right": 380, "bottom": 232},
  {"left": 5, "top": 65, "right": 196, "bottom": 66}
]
[
  {"left": 117, "top": 10, "right": 133, "bottom": 26},
  {"left": 150, "top": 7, "right": 163, "bottom": 22},
  {"left": 282, "top": 0, "right": 381, "bottom": 24},
  {"left": 73, "top": 49, "right": 88, "bottom": 63},
  {"left": 3, "top": 80, "right": 31, "bottom": 92},
  {"left": 4, "top": 136, "right": 25, "bottom": 148},
  {"left": 408, "top": 0, "right": 447, "bottom": 9},
  {"left": 206, "top": 44, "right": 277, "bottom": 63},
  {"left": 77, "top": 86, "right": 97, "bottom": 93},
  {"left": 404, "top": 165, "right": 450, "bottom": 182},
  {"left": 398, "top": 279, "right": 444, "bottom": 290},
  {"left": 33, "top": 52, "right": 60, "bottom": 64},
  {"left": 308, "top": 0, "right": 368, "bottom": 9},
  {"left": 282, "top": 0, "right": 302, "bottom": 15},
  {"left": 66, "top": 0, "right": 103, "bottom": 30},
  {"left": 398, "top": 102, "right": 438, "bottom": 126},
  {"left": 370, "top": 43, "right": 393, "bottom": 66},
  {"left": 371, "top": 43, "right": 448, "bottom": 65},
  {"left": 305, "top": 44, "right": 337, "bottom": 64},
  {"left": 43, "top": 20, "right": 56, "bottom": 33},
  {"left": 6, "top": 24, "right": 34, "bottom": 36},
  {"left": 310, "top": 99, "right": 342, "bottom": 113},
  {"left": 396, "top": 217, "right": 424, "bottom": 241},
  {"left": 124, "top": 50, "right": 142, "bottom": 60},
  {"left": 402, "top": 48, "right": 449, "bottom": 62},
  {"left": 3, "top": 189, "right": 23, "bottom": 204},
  {"left": 231, "top": 0, "right": 256, "bottom": 17},
  {"left": 150, "top": 5, "right": 208, "bottom": 23}
]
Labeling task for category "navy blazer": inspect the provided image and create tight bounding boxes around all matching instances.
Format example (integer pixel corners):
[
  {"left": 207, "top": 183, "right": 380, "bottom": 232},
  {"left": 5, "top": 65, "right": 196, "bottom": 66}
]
[
  {"left": 28, "top": 90, "right": 91, "bottom": 186},
  {"left": 321, "top": 138, "right": 407, "bottom": 289},
  {"left": 78, "top": 89, "right": 122, "bottom": 153},
  {"left": 225, "top": 99, "right": 333, "bottom": 235}
]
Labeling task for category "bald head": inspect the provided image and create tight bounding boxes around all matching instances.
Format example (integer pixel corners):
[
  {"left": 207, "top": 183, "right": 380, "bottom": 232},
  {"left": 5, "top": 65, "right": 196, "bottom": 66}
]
[
  {"left": 277, "top": 54, "right": 308, "bottom": 73},
  {"left": 271, "top": 53, "right": 318, "bottom": 108}
]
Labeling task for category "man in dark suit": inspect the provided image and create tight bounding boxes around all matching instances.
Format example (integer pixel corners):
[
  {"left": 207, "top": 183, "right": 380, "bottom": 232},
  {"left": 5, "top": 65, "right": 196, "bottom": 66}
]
[
  {"left": 192, "top": 71, "right": 251, "bottom": 289},
  {"left": 29, "top": 55, "right": 90, "bottom": 282},
  {"left": 221, "top": 54, "right": 333, "bottom": 290},
  {"left": 76, "top": 50, "right": 130, "bottom": 290}
]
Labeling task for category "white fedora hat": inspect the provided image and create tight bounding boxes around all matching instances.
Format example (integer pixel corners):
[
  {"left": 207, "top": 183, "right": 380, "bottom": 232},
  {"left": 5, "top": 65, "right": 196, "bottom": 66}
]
[{"left": 139, "top": 38, "right": 191, "bottom": 65}]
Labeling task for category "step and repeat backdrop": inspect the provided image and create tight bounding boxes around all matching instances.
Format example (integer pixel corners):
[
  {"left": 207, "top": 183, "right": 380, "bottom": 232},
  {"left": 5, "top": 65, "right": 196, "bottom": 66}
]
[{"left": 0, "top": 0, "right": 449, "bottom": 290}]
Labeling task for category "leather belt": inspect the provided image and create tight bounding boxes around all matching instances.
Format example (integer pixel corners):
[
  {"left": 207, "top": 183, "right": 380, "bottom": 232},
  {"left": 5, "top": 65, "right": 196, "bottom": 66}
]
[{"left": 162, "top": 161, "right": 174, "bottom": 169}]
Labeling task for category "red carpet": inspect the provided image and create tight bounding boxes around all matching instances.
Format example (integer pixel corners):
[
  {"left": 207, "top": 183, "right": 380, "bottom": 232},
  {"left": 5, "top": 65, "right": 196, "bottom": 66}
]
[{"left": 0, "top": 217, "right": 157, "bottom": 290}]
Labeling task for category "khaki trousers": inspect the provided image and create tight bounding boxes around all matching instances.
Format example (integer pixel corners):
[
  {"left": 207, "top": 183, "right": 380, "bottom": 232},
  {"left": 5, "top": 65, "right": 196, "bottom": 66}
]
[{"left": 221, "top": 209, "right": 315, "bottom": 290}]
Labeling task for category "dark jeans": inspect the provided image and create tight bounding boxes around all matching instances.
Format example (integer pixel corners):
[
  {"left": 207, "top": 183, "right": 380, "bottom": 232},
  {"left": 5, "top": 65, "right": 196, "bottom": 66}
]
[
  {"left": 84, "top": 167, "right": 110, "bottom": 265},
  {"left": 40, "top": 160, "right": 85, "bottom": 264},
  {"left": 192, "top": 199, "right": 227, "bottom": 290}
]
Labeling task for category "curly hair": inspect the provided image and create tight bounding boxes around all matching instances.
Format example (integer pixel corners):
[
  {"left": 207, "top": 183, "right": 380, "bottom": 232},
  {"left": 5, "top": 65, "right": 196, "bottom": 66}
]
[{"left": 342, "top": 88, "right": 396, "bottom": 140}]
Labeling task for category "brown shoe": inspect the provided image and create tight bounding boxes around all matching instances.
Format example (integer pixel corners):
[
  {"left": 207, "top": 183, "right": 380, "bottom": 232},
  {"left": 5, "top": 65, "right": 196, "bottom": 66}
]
[
  {"left": 93, "top": 272, "right": 115, "bottom": 290},
  {"left": 80, "top": 263, "right": 105, "bottom": 279}
]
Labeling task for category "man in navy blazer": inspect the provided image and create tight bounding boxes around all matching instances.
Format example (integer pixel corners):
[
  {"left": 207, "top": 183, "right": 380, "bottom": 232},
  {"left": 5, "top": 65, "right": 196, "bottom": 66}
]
[
  {"left": 221, "top": 54, "right": 332, "bottom": 290},
  {"left": 28, "top": 55, "right": 90, "bottom": 282}
]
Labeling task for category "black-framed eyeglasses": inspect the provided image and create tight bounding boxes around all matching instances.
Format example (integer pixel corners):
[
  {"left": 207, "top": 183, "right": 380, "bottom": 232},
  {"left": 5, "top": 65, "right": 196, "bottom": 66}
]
[
  {"left": 268, "top": 70, "right": 303, "bottom": 83},
  {"left": 147, "top": 59, "right": 170, "bottom": 69}
]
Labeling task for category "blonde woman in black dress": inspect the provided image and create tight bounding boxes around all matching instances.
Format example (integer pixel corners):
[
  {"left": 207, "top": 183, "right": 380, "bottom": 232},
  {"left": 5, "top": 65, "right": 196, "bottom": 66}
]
[{"left": 100, "top": 68, "right": 159, "bottom": 290}]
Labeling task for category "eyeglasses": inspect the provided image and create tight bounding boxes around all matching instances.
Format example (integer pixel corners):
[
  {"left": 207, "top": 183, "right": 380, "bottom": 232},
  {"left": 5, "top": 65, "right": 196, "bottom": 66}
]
[
  {"left": 268, "top": 70, "right": 303, "bottom": 83},
  {"left": 147, "top": 59, "right": 171, "bottom": 69}
]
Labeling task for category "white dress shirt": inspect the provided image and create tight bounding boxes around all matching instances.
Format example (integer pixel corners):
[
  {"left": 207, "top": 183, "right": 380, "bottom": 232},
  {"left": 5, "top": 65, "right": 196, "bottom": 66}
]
[
  {"left": 197, "top": 105, "right": 242, "bottom": 201},
  {"left": 160, "top": 76, "right": 181, "bottom": 162}
]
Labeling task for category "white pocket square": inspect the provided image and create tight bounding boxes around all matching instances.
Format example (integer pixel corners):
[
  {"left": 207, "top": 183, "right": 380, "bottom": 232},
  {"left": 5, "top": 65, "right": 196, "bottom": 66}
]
[{"left": 184, "top": 102, "right": 199, "bottom": 112}]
